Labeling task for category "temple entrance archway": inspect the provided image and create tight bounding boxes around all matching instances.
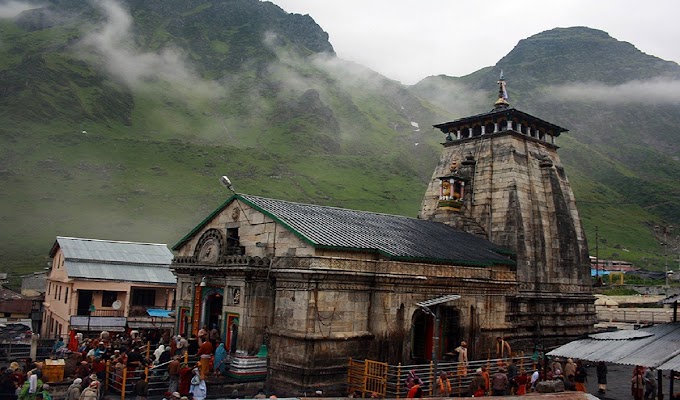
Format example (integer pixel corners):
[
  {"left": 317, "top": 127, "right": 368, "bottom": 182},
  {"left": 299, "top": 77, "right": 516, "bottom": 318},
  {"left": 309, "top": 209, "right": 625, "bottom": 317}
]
[
  {"left": 199, "top": 287, "right": 224, "bottom": 332},
  {"left": 411, "top": 307, "right": 461, "bottom": 362}
]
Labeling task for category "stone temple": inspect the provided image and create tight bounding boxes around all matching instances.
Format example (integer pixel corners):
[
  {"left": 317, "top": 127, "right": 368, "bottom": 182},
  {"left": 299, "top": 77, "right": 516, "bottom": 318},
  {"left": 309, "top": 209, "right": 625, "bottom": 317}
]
[
  {"left": 171, "top": 77, "right": 596, "bottom": 395},
  {"left": 418, "top": 76, "right": 596, "bottom": 348}
]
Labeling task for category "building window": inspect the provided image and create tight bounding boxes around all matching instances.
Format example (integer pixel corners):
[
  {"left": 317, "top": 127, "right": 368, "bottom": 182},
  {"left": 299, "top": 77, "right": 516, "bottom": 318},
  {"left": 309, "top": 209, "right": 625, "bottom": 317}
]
[
  {"left": 102, "top": 291, "right": 118, "bottom": 307},
  {"left": 65, "top": 288, "right": 69, "bottom": 304},
  {"left": 131, "top": 289, "right": 156, "bottom": 306},
  {"left": 227, "top": 228, "right": 244, "bottom": 255}
]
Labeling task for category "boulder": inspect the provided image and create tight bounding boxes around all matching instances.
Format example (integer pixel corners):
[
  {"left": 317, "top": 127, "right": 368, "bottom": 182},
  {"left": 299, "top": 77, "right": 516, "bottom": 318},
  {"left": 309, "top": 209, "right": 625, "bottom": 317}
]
[{"left": 536, "top": 379, "right": 565, "bottom": 393}]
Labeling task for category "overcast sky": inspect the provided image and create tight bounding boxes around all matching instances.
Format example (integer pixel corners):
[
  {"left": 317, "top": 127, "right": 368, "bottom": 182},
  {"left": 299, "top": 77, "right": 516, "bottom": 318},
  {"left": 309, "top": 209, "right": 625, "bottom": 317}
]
[{"left": 268, "top": 0, "right": 680, "bottom": 85}]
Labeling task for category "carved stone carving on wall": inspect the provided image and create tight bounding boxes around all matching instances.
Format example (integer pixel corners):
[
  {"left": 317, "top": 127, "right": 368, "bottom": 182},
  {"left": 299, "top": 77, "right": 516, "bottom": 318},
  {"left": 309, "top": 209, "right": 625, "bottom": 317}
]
[{"left": 194, "top": 228, "right": 225, "bottom": 264}]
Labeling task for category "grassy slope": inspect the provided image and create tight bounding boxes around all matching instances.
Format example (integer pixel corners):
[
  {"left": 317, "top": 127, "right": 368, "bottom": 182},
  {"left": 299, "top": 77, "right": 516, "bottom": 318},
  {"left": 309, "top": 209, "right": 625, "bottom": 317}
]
[{"left": 0, "top": 5, "right": 448, "bottom": 279}]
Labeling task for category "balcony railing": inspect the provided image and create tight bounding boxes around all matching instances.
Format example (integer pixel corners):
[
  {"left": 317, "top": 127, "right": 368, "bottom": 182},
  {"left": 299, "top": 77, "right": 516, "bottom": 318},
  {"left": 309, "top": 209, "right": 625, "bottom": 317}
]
[{"left": 89, "top": 309, "right": 124, "bottom": 317}]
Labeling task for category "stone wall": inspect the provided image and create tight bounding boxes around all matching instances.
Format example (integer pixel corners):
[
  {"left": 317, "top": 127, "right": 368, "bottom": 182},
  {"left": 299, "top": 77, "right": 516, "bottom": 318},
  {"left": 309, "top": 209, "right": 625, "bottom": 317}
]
[{"left": 419, "top": 132, "right": 596, "bottom": 343}]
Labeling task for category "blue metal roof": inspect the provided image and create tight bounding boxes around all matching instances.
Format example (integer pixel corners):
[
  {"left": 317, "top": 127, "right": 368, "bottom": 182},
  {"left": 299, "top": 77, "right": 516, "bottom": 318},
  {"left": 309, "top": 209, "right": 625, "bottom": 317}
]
[
  {"left": 54, "top": 236, "right": 173, "bottom": 265},
  {"left": 53, "top": 237, "right": 176, "bottom": 285},
  {"left": 65, "top": 261, "right": 176, "bottom": 284}
]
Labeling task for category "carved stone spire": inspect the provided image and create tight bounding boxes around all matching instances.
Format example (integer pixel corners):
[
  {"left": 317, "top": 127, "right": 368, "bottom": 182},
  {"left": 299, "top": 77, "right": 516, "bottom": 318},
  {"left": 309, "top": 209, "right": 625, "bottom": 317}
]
[{"left": 494, "top": 70, "right": 510, "bottom": 109}]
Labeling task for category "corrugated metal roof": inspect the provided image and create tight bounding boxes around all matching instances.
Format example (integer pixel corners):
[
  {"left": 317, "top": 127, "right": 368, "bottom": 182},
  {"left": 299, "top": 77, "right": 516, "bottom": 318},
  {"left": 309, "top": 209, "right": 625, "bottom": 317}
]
[
  {"left": 65, "top": 261, "right": 176, "bottom": 284},
  {"left": 547, "top": 323, "right": 680, "bottom": 369},
  {"left": 663, "top": 293, "right": 680, "bottom": 304},
  {"left": 657, "top": 353, "right": 680, "bottom": 371},
  {"left": 177, "top": 195, "right": 513, "bottom": 266},
  {"left": 56, "top": 236, "right": 173, "bottom": 265}
]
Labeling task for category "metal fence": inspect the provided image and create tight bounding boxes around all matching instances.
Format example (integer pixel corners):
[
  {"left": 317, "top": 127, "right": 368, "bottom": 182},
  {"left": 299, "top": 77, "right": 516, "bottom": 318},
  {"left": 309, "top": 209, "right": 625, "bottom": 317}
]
[
  {"left": 107, "top": 352, "right": 199, "bottom": 400},
  {"left": 349, "top": 354, "right": 536, "bottom": 398},
  {"left": 0, "top": 342, "right": 31, "bottom": 364}
]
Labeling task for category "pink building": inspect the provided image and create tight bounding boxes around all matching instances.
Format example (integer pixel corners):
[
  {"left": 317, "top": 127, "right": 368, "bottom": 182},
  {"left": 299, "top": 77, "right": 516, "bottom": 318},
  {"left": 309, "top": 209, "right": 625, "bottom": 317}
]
[{"left": 43, "top": 237, "right": 176, "bottom": 338}]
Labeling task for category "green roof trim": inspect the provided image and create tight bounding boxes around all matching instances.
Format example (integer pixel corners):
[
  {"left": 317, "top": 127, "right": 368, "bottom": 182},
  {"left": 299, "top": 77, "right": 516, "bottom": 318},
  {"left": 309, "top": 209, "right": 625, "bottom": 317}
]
[{"left": 172, "top": 194, "right": 237, "bottom": 250}]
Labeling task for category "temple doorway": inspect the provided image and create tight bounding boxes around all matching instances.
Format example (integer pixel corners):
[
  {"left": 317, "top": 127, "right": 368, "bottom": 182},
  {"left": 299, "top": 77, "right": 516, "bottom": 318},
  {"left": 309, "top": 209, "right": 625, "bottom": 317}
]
[
  {"left": 411, "top": 307, "right": 461, "bottom": 361},
  {"left": 200, "top": 288, "right": 224, "bottom": 332}
]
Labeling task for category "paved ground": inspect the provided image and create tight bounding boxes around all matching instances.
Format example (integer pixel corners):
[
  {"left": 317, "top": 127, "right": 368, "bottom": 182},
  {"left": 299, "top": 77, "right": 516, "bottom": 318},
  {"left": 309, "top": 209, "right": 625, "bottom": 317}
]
[{"left": 583, "top": 363, "right": 674, "bottom": 400}]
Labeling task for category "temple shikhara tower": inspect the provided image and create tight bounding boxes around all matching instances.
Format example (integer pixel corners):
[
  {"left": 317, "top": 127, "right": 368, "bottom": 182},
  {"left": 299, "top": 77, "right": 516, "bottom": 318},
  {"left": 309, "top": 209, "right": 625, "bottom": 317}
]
[{"left": 419, "top": 73, "right": 596, "bottom": 347}]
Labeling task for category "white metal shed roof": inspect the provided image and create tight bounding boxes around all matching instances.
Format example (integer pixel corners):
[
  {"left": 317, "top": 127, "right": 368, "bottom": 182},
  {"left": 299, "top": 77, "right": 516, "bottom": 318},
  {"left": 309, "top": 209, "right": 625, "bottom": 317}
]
[{"left": 547, "top": 323, "right": 680, "bottom": 370}]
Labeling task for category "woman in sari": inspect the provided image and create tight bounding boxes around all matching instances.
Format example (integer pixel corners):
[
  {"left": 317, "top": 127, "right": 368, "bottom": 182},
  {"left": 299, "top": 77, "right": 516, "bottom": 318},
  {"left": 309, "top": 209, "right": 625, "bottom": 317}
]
[{"left": 213, "top": 343, "right": 228, "bottom": 375}]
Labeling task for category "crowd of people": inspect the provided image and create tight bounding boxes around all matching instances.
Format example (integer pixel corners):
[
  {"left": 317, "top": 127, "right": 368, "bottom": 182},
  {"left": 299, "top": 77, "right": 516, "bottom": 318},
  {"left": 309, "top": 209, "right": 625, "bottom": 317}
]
[
  {"left": 5, "top": 331, "right": 680, "bottom": 399},
  {"left": 402, "top": 336, "right": 599, "bottom": 398},
  {"left": 0, "top": 325, "right": 232, "bottom": 400},
  {"left": 0, "top": 359, "right": 56, "bottom": 400}
]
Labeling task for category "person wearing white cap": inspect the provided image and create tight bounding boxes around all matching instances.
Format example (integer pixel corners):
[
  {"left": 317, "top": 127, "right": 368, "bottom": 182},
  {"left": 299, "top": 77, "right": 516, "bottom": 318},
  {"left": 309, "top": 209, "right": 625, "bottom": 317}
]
[
  {"left": 469, "top": 368, "right": 486, "bottom": 397},
  {"left": 66, "top": 378, "right": 82, "bottom": 400},
  {"left": 80, "top": 382, "right": 98, "bottom": 400}
]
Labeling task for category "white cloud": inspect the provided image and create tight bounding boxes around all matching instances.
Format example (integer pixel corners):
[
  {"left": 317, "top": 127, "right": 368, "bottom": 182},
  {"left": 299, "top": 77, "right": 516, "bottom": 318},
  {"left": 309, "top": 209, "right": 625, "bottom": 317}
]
[
  {"left": 80, "top": 0, "right": 223, "bottom": 99},
  {"left": 0, "top": 0, "right": 41, "bottom": 18},
  {"left": 268, "top": 0, "right": 680, "bottom": 85},
  {"left": 546, "top": 78, "right": 680, "bottom": 104}
]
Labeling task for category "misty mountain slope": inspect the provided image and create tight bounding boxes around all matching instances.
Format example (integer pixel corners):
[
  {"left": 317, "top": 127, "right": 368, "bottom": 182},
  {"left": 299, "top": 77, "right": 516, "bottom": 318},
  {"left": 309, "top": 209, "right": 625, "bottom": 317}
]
[
  {"left": 0, "top": 0, "right": 449, "bottom": 274},
  {"left": 412, "top": 26, "right": 680, "bottom": 267}
]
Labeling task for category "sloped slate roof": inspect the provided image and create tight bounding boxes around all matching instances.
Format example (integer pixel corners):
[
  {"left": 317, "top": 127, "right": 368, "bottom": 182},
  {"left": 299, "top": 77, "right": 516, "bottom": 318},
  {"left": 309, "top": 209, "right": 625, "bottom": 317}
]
[
  {"left": 51, "top": 237, "right": 175, "bottom": 284},
  {"left": 432, "top": 107, "right": 568, "bottom": 136},
  {"left": 547, "top": 323, "right": 680, "bottom": 369},
  {"left": 174, "top": 194, "right": 513, "bottom": 267}
]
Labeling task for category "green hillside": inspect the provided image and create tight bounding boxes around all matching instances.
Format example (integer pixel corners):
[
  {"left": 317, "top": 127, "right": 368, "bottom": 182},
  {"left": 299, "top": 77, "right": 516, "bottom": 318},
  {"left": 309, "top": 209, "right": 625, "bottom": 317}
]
[
  {"left": 0, "top": 0, "right": 448, "bottom": 279},
  {"left": 1, "top": 5, "right": 678, "bottom": 282},
  {"left": 411, "top": 27, "right": 680, "bottom": 269}
]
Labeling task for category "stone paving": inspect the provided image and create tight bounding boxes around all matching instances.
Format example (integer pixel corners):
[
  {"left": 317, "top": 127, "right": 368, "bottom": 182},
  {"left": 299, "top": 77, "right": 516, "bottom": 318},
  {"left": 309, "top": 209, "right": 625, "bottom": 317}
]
[{"left": 583, "top": 363, "right": 674, "bottom": 400}]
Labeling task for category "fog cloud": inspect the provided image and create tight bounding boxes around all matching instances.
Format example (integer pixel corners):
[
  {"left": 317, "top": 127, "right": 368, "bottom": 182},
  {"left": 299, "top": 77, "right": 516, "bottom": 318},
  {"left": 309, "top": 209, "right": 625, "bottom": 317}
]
[
  {"left": 80, "top": 0, "right": 223, "bottom": 99},
  {"left": 546, "top": 78, "right": 680, "bottom": 104},
  {"left": 0, "top": 0, "right": 41, "bottom": 19}
]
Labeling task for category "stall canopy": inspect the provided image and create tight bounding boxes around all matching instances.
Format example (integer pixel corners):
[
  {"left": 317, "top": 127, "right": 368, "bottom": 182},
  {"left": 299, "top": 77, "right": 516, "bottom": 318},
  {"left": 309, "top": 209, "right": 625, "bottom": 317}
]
[
  {"left": 547, "top": 323, "right": 680, "bottom": 369},
  {"left": 147, "top": 308, "right": 172, "bottom": 318}
]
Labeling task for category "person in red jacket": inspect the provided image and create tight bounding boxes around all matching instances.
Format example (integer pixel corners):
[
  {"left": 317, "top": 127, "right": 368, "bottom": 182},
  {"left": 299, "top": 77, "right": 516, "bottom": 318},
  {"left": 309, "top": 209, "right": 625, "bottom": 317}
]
[
  {"left": 406, "top": 384, "right": 422, "bottom": 398},
  {"left": 178, "top": 364, "right": 193, "bottom": 396}
]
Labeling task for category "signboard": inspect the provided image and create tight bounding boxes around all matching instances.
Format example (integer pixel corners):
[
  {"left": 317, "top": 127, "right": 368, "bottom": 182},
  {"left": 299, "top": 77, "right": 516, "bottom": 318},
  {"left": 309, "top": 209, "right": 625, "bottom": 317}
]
[{"left": 69, "top": 316, "right": 127, "bottom": 332}]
